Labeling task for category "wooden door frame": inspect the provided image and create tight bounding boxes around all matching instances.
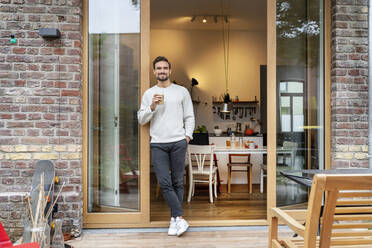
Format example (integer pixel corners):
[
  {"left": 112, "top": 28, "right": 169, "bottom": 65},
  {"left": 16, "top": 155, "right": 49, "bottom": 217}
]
[{"left": 82, "top": 0, "right": 331, "bottom": 228}]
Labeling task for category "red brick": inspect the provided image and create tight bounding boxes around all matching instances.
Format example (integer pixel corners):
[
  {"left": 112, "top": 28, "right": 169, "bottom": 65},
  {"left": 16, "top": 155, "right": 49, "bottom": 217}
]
[
  {"left": 74, "top": 40, "right": 81, "bottom": 48},
  {"left": 27, "top": 64, "right": 39, "bottom": 71},
  {"left": 13, "top": 48, "right": 25, "bottom": 54},
  {"left": 43, "top": 114, "right": 55, "bottom": 120},
  {"left": 53, "top": 48, "right": 65, "bottom": 55},
  {"left": 348, "top": 69, "right": 360, "bottom": 76},
  {"left": 28, "top": 113, "right": 41, "bottom": 120},
  {"left": 21, "top": 105, "right": 48, "bottom": 112},
  {"left": 41, "top": 64, "right": 53, "bottom": 71},
  {"left": 6, "top": 55, "right": 33, "bottom": 63},
  {"left": 62, "top": 90, "right": 80, "bottom": 97},
  {"left": 42, "top": 98, "right": 54, "bottom": 104},
  {"left": 54, "top": 81, "right": 66, "bottom": 88},
  {"left": 14, "top": 64, "right": 26, "bottom": 71},
  {"left": 60, "top": 24, "right": 80, "bottom": 31},
  {"left": 56, "top": 130, "right": 68, "bottom": 136},
  {"left": 21, "top": 137, "right": 48, "bottom": 144},
  {"left": 0, "top": 105, "right": 20, "bottom": 112},
  {"left": 13, "top": 130, "right": 25, "bottom": 136},
  {"left": 0, "top": 114, "right": 12, "bottom": 119},
  {"left": 55, "top": 65, "right": 67, "bottom": 72},
  {"left": 349, "top": 54, "right": 361, "bottom": 60},
  {"left": 42, "top": 129, "right": 54, "bottom": 136},
  {"left": 28, "top": 15, "right": 40, "bottom": 22},
  {"left": 26, "top": 48, "right": 39, "bottom": 55},
  {"left": 0, "top": 130, "right": 12, "bottom": 136},
  {"left": 14, "top": 114, "right": 26, "bottom": 120},
  {"left": 40, "top": 48, "right": 52, "bottom": 55}
]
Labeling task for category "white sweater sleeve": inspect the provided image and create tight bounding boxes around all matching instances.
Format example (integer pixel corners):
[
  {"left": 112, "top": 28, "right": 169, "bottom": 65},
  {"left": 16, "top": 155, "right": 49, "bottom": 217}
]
[
  {"left": 182, "top": 89, "right": 195, "bottom": 139},
  {"left": 137, "top": 92, "right": 154, "bottom": 125}
]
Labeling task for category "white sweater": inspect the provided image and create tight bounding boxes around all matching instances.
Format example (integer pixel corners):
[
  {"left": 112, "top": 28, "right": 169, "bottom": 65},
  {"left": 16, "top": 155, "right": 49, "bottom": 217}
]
[{"left": 137, "top": 84, "right": 195, "bottom": 143}]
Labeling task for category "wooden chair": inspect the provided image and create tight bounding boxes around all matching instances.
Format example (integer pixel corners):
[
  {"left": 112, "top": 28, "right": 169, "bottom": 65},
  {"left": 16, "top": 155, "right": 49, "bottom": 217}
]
[
  {"left": 270, "top": 173, "right": 372, "bottom": 248},
  {"left": 187, "top": 145, "right": 218, "bottom": 203},
  {"left": 227, "top": 154, "right": 252, "bottom": 193}
]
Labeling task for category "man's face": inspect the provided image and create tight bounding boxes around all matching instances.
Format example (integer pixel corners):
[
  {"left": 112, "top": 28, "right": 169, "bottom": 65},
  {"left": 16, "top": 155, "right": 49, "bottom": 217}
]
[{"left": 153, "top": 61, "right": 171, "bottom": 82}]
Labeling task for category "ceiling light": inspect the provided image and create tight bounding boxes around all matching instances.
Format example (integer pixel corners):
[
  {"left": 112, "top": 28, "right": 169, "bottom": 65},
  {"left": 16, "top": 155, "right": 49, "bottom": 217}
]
[{"left": 202, "top": 17, "right": 207, "bottom": 23}]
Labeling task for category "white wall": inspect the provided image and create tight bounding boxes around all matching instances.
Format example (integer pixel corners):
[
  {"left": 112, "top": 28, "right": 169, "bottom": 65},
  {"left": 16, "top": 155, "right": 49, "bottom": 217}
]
[{"left": 150, "top": 29, "right": 266, "bottom": 132}]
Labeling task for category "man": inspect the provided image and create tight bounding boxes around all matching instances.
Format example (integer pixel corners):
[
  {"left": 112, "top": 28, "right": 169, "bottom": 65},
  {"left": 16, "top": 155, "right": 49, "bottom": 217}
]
[{"left": 138, "top": 56, "right": 195, "bottom": 237}]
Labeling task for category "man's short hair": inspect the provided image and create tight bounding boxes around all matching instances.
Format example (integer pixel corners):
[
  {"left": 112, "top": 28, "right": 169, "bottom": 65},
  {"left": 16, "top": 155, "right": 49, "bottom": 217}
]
[{"left": 153, "top": 56, "right": 171, "bottom": 69}]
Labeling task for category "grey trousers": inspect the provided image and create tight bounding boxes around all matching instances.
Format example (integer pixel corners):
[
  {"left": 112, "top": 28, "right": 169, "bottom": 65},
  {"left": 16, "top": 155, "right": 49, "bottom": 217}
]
[{"left": 151, "top": 139, "right": 187, "bottom": 218}]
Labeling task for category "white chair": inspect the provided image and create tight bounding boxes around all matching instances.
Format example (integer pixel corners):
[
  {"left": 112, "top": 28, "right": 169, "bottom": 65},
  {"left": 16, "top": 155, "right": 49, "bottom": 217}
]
[
  {"left": 187, "top": 145, "right": 218, "bottom": 203},
  {"left": 278, "top": 141, "right": 298, "bottom": 169},
  {"left": 259, "top": 141, "right": 298, "bottom": 193},
  {"left": 260, "top": 163, "right": 266, "bottom": 193}
]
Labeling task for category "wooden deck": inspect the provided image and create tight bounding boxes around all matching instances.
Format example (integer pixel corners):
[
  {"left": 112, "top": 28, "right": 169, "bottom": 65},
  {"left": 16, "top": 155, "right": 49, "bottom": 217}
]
[{"left": 68, "top": 227, "right": 294, "bottom": 248}]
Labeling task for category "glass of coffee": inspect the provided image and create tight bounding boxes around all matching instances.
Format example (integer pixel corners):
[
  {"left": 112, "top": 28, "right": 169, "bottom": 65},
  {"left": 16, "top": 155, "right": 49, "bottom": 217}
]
[{"left": 157, "top": 88, "right": 164, "bottom": 104}]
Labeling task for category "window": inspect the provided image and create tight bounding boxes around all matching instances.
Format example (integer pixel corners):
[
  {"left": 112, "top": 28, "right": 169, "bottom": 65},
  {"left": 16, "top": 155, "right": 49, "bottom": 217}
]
[{"left": 279, "top": 81, "right": 304, "bottom": 132}]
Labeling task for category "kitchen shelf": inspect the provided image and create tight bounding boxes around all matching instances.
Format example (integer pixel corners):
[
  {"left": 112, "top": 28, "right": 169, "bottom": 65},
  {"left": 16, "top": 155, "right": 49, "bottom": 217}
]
[{"left": 212, "top": 100, "right": 259, "bottom": 104}]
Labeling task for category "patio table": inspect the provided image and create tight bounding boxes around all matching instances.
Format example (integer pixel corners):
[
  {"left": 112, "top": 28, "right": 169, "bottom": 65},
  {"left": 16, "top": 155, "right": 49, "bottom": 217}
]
[{"left": 280, "top": 168, "right": 372, "bottom": 188}]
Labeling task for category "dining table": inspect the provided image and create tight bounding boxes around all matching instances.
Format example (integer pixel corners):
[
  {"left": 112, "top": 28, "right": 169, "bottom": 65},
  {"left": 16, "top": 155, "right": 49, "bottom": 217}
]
[{"left": 213, "top": 146, "right": 297, "bottom": 193}]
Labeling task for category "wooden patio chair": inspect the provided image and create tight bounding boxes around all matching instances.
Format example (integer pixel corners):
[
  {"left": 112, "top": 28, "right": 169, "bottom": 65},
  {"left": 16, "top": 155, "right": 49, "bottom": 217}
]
[{"left": 270, "top": 173, "right": 372, "bottom": 248}]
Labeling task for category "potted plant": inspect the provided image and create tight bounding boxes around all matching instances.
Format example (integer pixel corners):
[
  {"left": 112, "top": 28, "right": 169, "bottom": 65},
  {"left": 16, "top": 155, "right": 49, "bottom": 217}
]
[{"left": 223, "top": 92, "right": 231, "bottom": 103}]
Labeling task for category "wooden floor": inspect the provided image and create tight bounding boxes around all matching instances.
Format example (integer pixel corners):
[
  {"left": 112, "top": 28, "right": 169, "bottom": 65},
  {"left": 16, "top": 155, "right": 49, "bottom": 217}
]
[
  {"left": 68, "top": 228, "right": 294, "bottom": 248},
  {"left": 151, "top": 184, "right": 267, "bottom": 222}
]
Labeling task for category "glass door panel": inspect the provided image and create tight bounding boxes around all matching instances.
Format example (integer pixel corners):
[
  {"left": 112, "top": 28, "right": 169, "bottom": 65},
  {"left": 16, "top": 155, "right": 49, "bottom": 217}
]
[
  {"left": 87, "top": 0, "right": 144, "bottom": 219},
  {"left": 275, "top": 0, "right": 324, "bottom": 206}
]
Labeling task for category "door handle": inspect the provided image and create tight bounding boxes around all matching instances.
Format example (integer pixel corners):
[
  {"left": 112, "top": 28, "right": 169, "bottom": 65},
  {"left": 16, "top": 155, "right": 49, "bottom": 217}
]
[{"left": 114, "top": 116, "right": 119, "bottom": 127}]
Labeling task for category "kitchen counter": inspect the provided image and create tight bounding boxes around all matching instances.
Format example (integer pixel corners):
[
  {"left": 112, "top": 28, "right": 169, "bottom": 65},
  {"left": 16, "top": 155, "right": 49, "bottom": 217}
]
[{"left": 208, "top": 132, "right": 263, "bottom": 137}]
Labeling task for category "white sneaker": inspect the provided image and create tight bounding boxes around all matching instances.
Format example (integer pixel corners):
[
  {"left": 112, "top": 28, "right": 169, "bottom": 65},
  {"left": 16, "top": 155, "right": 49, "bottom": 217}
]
[
  {"left": 176, "top": 217, "right": 189, "bottom": 237},
  {"left": 168, "top": 217, "right": 177, "bottom": 236}
]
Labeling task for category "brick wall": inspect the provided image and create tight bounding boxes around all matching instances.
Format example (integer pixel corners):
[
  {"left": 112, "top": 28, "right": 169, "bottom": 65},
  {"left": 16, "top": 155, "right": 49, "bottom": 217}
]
[
  {"left": 0, "top": 0, "right": 82, "bottom": 241},
  {"left": 331, "top": 0, "right": 369, "bottom": 168}
]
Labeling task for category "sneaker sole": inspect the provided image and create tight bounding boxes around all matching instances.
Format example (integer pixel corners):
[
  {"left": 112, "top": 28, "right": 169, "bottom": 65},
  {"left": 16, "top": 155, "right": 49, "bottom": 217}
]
[{"left": 176, "top": 225, "right": 189, "bottom": 237}]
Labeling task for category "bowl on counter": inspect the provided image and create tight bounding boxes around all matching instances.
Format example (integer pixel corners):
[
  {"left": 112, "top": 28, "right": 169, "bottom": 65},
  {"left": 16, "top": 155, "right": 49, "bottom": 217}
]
[{"left": 214, "top": 129, "right": 222, "bottom": 136}]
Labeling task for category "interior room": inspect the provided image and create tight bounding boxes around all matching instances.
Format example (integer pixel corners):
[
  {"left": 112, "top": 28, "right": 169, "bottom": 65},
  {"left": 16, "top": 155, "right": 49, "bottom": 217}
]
[{"left": 149, "top": 0, "right": 269, "bottom": 222}]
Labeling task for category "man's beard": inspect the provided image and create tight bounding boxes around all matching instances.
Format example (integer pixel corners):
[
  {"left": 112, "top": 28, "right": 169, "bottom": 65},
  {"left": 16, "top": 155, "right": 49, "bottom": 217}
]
[{"left": 157, "top": 74, "right": 168, "bottom": 82}]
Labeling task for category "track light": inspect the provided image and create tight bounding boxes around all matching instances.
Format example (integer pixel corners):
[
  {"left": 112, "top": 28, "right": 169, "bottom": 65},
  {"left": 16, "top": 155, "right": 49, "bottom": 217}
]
[{"left": 190, "top": 15, "right": 229, "bottom": 24}]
